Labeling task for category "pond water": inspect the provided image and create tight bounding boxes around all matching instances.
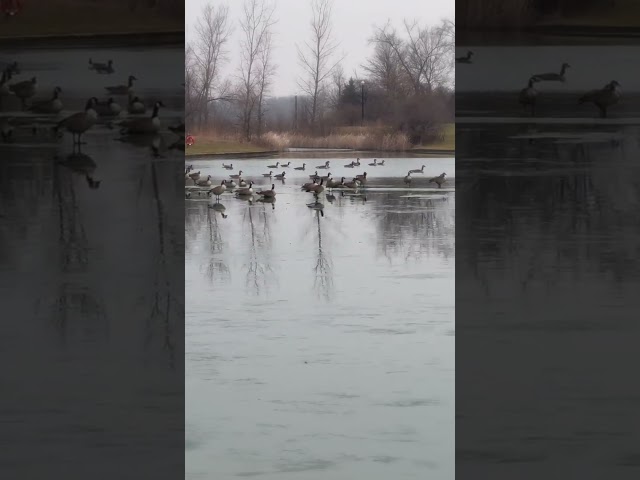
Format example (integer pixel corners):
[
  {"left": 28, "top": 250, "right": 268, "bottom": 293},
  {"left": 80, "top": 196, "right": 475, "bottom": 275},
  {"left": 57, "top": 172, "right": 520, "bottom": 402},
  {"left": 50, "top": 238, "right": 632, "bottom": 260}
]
[
  {"left": 0, "top": 46, "right": 184, "bottom": 478},
  {"left": 185, "top": 155, "right": 455, "bottom": 479},
  {"left": 456, "top": 45, "right": 640, "bottom": 477}
]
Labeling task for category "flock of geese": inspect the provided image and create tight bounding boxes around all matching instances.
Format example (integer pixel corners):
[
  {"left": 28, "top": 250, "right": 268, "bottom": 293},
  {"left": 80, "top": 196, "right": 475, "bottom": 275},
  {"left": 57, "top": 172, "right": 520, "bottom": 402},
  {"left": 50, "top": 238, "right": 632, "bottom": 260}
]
[
  {"left": 456, "top": 51, "right": 622, "bottom": 118},
  {"left": 185, "top": 158, "right": 448, "bottom": 215},
  {"left": 1, "top": 58, "right": 184, "bottom": 153}
]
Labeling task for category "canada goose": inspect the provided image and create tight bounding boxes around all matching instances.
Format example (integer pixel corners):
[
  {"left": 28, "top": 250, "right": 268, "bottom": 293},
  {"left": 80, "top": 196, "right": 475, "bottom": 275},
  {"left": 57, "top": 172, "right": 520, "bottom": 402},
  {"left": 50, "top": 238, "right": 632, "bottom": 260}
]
[
  {"left": 106, "top": 75, "right": 136, "bottom": 95},
  {"left": 95, "top": 97, "right": 122, "bottom": 117},
  {"left": 355, "top": 172, "right": 367, "bottom": 182},
  {"left": 188, "top": 170, "right": 201, "bottom": 181},
  {"left": 302, "top": 179, "right": 319, "bottom": 191},
  {"left": 28, "top": 86, "right": 63, "bottom": 114},
  {"left": 128, "top": 94, "right": 146, "bottom": 114},
  {"left": 308, "top": 178, "right": 325, "bottom": 195},
  {"left": 456, "top": 50, "right": 473, "bottom": 64},
  {"left": 267, "top": 161, "right": 280, "bottom": 168},
  {"left": 344, "top": 161, "right": 355, "bottom": 168},
  {"left": 119, "top": 101, "right": 163, "bottom": 134},
  {"left": 274, "top": 171, "right": 286, "bottom": 179},
  {"left": 519, "top": 76, "right": 540, "bottom": 116},
  {"left": 309, "top": 171, "right": 319, "bottom": 179},
  {"left": 320, "top": 172, "right": 332, "bottom": 181},
  {"left": 90, "top": 59, "right": 114, "bottom": 74},
  {"left": 236, "top": 181, "right": 254, "bottom": 195},
  {"left": 579, "top": 80, "right": 621, "bottom": 118},
  {"left": 378, "top": 159, "right": 385, "bottom": 166},
  {"left": 294, "top": 163, "right": 306, "bottom": 170},
  {"left": 55, "top": 97, "right": 99, "bottom": 144},
  {"left": 229, "top": 170, "right": 243, "bottom": 179},
  {"left": 428, "top": 172, "right": 446, "bottom": 188},
  {"left": 263, "top": 171, "right": 273, "bottom": 177},
  {"left": 9, "top": 76, "right": 37, "bottom": 109},
  {"left": 0, "top": 69, "right": 13, "bottom": 97},
  {"left": 532, "top": 63, "right": 570, "bottom": 83},
  {"left": 354, "top": 158, "right": 361, "bottom": 166},
  {"left": 256, "top": 184, "right": 276, "bottom": 198},
  {"left": 196, "top": 175, "right": 212, "bottom": 187},
  {"left": 238, "top": 178, "right": 248, "bottom": 187},
  {"left": 326, "top": 176, "right": 344, "bottom": 189},
  {"left": 404, "top": 172, "right": 412, "bottom": 184},
  {"left": 208, "top": 180, "right": 227, "bottom": 200},
  {"left": 5, "top": 61, "right": 19, "bottom": 76},
  {"left": 316, "top": 161, "right": 330, "bottom": 169},
  {"left": 368, "top": 159, "right": 378, "bottom": 166},
  {"left": 222, "top": 163, "right": 233, "bottom": 169},
  {"left": 281, "top": 162, "right": 291, "bottom": 167},
  {"left": 409, "top": 165, "right": 425, "bottom": 174},
  {"left": 344, "top": 178, "right": 361, "bottom": 189},
  {"left": 224, "top": 179, "right": 237, "bottom": 188}
]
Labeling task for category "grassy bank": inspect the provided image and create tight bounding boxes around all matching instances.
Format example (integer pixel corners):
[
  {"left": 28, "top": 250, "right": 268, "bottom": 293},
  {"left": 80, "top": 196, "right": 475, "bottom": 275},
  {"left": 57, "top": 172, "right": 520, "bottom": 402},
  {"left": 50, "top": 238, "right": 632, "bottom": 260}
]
[{"left": 187, "top": 124, "right": 455, "bottom": 156}]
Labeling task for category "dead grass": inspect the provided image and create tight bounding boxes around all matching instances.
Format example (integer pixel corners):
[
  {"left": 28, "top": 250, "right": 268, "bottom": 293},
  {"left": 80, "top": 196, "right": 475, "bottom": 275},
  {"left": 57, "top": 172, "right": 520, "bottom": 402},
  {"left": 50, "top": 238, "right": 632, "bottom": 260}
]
[
  {"left": 418, "top": 123, "right": 454, "bottom": 151},
  {"left": 258, "top": 131, "right": 412, "bottom": 151}
]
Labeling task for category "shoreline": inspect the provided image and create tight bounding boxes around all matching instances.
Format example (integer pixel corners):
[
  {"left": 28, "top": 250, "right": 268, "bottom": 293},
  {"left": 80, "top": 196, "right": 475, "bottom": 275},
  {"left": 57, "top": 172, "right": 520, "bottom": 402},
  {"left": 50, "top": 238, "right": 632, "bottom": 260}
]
[
  {"left": 186, "top": 148, "right": 455, "bottom": 159},
  {"left": 0, "top": 30, "right": 183, "bottom": 48}
]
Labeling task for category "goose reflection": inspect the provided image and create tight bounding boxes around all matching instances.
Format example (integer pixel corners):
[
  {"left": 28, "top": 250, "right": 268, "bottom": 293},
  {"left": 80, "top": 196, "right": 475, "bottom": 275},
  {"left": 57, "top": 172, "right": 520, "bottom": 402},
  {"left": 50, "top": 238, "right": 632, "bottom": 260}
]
[
  {"left": 209, "top": 202, "right": 228, "bottom": 219},
  {"left": 56, "top": 151, "right": 101, "bottom": 188}
]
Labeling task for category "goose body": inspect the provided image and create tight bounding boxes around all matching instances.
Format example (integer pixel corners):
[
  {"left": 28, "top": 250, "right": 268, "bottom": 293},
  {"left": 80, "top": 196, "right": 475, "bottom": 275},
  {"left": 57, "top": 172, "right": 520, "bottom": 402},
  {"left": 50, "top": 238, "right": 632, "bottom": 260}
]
[
  {"left": 225, "top": 179, "right": 236, "bottom": 188},
  {"left": 9, "top": 76, "right": 37, "bottom": 109},
  {"left": 294, "top": 163, "right": 306, "bottom": 170},
  {"left": 316, "top": 161, "right": 330, "bottom": 169},
  {"left": 302, "top": 180, "right": 319, "bottom": 191},
  {"left": 532, "top": 63, "right": 570, "bottom": 83},
  {"left": 404, "top": 172, "right": 412, "bottom": 184},
  {"left": 368, "top": 159, "right": 378, "bottom": 166},
  {"left": 128, "top": 94, "right": 146, "bottom": 114},
  {"left": 238, "top": 178, "right": 247, "bottom": 187},
  {"left": 281, "top": 162, "right": 291, "bottom": 167},
  {"left": 579, "top": 80, "right": 621, "bottom": 118},
  {"left": 119, "top": 101, "right": 162, "bottom": 134},
  {"left": 326, "top": 176, "right": 344, "bottom": 189},
  {"left": 344, "top": 178, "right": 361, "bottom": 189},
  {"left": 188, "top": 171, "right": 201, "bottom": 181},
  {"left": 222, "top": 163, "right": 233, "bottom": 169},
  {"left": 428, "top": 172, "right": 447, "bottom": 188},
  {"left": 308, "top": 178, "right": 325, "bottom": 195},
  {"left": 28, "top": 87, "right": 63, "bottom": 114},
  {"left": 344, "top": 162, "right": 355, "bottom": 168},
  {"left": 320, "top": 172, "right": 332, "bottom": 181},
  {"left": 355, "top": 172, "right": 367, "bottom": 182},
  {"left": 309, "top": 171, "right": 319, "bottom": 179},
  {"left": 95, "top": 97, "right": 122, "bottom": 117},
  {"left": 196, "top": 175, "right": 212, "bottom": 187},
  {"left": 263, "top": 171, "right": 273, "bottom": 177},
  {"left": 256, "top": 184, "right": 276, "bottom": 198},
  {"left": 236, "top": 181, "right": 254, "bottom": 195},
  {"left": 267, "top": 161, "right": 280, "bottom": 169},
  {"left": 456, "top": 51, "right": 473, "bottom": 64},
  {"left": 519, "top": 77, "right": 540, "bottom": 116},
  {"left": 89, "top": 59, "right": 114, "bottom": 74},
  {"left": 209, "top": 181, "right": 227, "bottom": 199},
  {"left": 56, "top": 97, "right": 99, "bottom": 143},
  {"left": 409, "top": 165, "right": 425, "bottom": 174},
  {"left": 106, "top": 75, "right": 136, "bottom": 95},
  {"left": 274, "top": 171, "right": 286, "bottom": 179},
  {"left": 229, "top": 170, "right": 243, "bottom": 179}
]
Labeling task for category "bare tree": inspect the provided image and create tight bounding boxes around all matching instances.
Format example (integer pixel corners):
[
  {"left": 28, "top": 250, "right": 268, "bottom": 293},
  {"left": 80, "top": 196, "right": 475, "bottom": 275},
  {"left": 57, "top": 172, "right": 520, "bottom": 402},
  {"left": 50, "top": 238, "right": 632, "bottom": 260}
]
[
  {"left": 255, "top": 31, "right": 276, "bottom": 139},
  {"left": 297, "top": 0, "right": 344, "bottom": 130},
  {"left": 371, "top": 18, "right": 454, "bottom": 94},
  {"left": 238, "top": 0, "right": 277, "bottom": 141},
  {"left": 329, "top": 63, "right": 345, "bottom": 109},
  {"left": 190, "top": 3, "right": 232, "bottom": 129}
]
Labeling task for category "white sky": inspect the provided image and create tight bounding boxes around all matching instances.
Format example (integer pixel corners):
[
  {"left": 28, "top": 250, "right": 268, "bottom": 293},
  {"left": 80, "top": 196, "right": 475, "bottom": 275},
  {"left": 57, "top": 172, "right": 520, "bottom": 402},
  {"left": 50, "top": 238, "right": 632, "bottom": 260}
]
[{"left": 186, "top": 0, "right": 454, "bottom": 97}]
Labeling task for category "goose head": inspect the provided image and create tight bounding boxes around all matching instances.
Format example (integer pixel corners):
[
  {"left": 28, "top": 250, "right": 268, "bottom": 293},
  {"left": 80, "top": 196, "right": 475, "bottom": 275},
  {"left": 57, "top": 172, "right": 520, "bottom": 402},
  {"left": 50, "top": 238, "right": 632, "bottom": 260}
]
[
  {"left": 129, "top": 75, "right": 137, "bottom": 82},
  {"left": 239, "top": 171, "right": 243, "bottom": 175},
  {"left": 609, "top": 80, "right": 621, "bottom": 89},
  {"left": 53, "top": 86, "right": 62, "bottom": 97}
]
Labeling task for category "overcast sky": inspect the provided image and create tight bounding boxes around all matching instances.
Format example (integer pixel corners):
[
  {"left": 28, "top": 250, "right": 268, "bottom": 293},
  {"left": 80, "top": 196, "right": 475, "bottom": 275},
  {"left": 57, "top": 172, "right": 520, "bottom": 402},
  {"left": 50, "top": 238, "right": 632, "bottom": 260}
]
[{"left": 186, "top": 0, "right": 454, "bottom": 97}]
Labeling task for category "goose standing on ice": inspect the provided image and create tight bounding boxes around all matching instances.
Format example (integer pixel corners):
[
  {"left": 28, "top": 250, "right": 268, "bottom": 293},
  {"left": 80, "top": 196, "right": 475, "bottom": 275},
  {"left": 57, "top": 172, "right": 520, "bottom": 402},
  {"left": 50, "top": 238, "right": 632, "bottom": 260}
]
[
  {"left": 456, "top": 51, "right": 473, "bottom": 64},
  {"left": 106, "top": 75, "right": 137, "bottom": 95},
  {"left": 55, "top": 97, "right": 99, "bottom": 145},
  {"left": 404, "top": 172, "right": 412, "bottom": 184},
  {"left": 579, "top": 80, "right": 621, "bottom": 118},
  {"left": 256, "top": 184, "right": 276, "bottom": 198},
  {"left": 519, "top": 76, "right": 540, "bottom": 117},
  {"left": 118, "top": 101, "right": 163, "bottom": 134},
  {"left": 28, "top": 86, "right": 63, "bottom": 114},
  {"left": 196, "top": 175, "right": 212, "bottom": 187},
  {"left": 9, "top": 76, "right": 37, "bottom": 109},
  {"left": 532, "top": 63, "right": 570, "bottom": 83},
  {"left": 428, "top": 172, "right": 447, "bottom": 188},
  {"left": 209, "top": 181, "right": 227, "bottom": 200}
]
